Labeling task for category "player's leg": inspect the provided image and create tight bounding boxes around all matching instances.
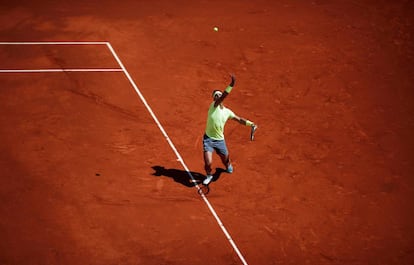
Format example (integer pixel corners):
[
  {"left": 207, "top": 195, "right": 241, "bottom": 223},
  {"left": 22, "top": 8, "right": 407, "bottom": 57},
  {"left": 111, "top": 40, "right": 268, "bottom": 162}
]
[
  {"left": 215, "top": 139, "right": 233, "bottom": 173},
  {"left": 218, "top": 153, "right": 233, "bottom": 173},
  {"left": 203, "top": 151, "right": 213, "bottom": 176},
  {"left": 203, "top": 151, "right": 214, "bottom": 185},
  {"left": 202, "top": 134, "right": 214, "bottom": 185}
]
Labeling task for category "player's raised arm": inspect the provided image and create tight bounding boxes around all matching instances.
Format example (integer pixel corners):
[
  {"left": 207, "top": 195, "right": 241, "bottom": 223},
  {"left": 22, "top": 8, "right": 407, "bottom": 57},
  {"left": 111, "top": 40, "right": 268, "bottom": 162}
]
[{"left": 214, "top": 74, "right": 235, "bottom": 107}]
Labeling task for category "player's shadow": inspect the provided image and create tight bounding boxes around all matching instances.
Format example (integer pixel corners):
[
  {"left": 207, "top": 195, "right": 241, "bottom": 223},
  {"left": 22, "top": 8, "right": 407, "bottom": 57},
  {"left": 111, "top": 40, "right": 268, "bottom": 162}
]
[{"left": 151, "top": 166, "right": 225, "bottom": 187}]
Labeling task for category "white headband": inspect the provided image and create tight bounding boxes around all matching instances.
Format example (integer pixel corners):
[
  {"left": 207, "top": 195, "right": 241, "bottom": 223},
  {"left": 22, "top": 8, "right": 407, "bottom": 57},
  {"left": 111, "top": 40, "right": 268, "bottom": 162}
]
[{"left": 213, "top": 91, "right": 222, "bottom": 98}]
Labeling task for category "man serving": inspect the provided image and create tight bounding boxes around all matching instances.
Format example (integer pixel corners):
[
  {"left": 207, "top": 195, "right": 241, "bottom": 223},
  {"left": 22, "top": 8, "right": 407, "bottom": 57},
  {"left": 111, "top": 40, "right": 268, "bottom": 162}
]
[{"left": 202, "top": 74, "right": 257, "bottom": 185}]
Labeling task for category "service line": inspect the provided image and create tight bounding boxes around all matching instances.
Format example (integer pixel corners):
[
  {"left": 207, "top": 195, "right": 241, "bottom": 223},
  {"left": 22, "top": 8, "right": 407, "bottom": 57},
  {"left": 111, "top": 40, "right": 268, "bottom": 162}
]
[
  {"left": 0, "top": 42, "right": 119, "bottom": 73},
  {"left": 0, "top": 69, "right": 123, "bottom": 73},
  {"left": 0, "top": 41, "right": 108, "bottom": 45}
]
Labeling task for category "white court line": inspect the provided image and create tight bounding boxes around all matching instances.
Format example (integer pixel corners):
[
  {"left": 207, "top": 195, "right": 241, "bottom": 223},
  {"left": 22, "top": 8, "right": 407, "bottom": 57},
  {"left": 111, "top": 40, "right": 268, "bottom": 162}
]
[
  {"left": 0, "top": 42, "right": 120, "bottom": 73},
  {"left": 0, "top": 41, "right": 107, "bottom": 45},
  {"left": 0, "top": 69, "right": 123, "bottom": 73},
  {"left": 106, "top": 42, "right": 249, "bottom": 265}
]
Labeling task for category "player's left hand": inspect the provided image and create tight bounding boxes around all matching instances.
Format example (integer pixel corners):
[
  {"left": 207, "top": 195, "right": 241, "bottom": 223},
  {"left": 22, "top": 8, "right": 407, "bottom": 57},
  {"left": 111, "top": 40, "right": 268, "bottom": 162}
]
[{"left": 229, "top": 74, "right": 235, "bottom": 87}]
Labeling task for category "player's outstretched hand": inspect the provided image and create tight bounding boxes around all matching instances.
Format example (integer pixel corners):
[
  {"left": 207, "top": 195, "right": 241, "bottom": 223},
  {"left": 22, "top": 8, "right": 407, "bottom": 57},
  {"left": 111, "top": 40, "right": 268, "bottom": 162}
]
[{"left": 229, "top": 74, "right": 235, "bottom": 87}]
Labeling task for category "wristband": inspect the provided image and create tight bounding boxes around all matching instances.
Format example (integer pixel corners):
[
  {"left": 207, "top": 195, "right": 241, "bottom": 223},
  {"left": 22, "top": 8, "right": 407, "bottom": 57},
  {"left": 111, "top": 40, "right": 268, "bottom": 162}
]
[
  {"left": 225, "top": 86, "right": 233, "bottom": 93},
  {"left": 246, "top": 120, "right": 253, "bottom": 126}
]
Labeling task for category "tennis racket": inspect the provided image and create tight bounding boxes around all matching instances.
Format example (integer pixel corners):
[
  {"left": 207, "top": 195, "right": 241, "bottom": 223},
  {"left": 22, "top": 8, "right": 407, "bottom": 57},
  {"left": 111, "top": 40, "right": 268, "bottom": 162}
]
[{"left": 250, "top": 125, "right": 258, "bottom": 141}]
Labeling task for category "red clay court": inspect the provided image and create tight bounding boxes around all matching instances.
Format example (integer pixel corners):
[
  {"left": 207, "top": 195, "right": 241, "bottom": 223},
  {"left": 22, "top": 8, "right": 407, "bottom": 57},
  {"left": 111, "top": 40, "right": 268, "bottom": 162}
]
[{"left": 1, "top": 1, "right": 413, "bottom": 265}]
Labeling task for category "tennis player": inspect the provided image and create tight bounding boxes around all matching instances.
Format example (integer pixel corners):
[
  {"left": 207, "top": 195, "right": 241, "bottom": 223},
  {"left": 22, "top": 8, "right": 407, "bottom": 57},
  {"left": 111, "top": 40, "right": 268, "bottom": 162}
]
[{"left": 203, "top": 74, "right": 257, "bottom": 185}]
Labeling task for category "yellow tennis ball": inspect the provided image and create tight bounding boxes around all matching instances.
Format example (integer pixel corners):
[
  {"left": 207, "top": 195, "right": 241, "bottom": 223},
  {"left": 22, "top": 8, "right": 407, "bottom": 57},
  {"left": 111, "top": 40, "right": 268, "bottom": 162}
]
[{"left": 213, "top": 26, "right": 219, "bottom": 32}]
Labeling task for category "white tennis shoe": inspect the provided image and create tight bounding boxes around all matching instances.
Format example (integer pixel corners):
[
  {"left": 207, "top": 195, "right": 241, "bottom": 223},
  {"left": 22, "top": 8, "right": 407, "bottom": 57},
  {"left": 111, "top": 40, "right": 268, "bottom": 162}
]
[{"left": 203, "top": 174, "right": 213, "bottom": 185}]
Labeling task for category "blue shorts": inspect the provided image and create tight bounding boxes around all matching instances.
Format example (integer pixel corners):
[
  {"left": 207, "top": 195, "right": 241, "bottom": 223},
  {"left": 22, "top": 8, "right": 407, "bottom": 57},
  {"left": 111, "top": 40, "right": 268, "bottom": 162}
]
[{"left": 203, "top": 134, "right": 229, "bottom": 156}]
